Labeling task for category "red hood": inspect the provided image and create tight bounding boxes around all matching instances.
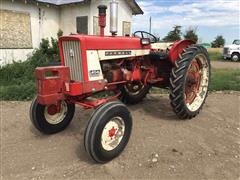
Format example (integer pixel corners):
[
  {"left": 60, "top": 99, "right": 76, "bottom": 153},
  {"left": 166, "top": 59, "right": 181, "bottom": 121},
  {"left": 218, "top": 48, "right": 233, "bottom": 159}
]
[{"left": 59, "top": 35, "right": 150, "bottom": 50}]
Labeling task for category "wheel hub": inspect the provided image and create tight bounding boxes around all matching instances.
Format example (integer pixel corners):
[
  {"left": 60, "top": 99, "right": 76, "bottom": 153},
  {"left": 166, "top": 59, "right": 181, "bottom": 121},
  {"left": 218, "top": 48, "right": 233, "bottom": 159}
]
[
  {"left": 232, "top": 55, "right": 239, "bottom": 61},
  {"left": 47, "top": 105, "right": 58, "bottom": 115},
  {"left": 185, "top": 60, "right": 201, "bottom": 104},
  {"left": 101, "top": 117, "right": 125, "bottom": 151},
  {"left": 44, "top": 101, "right": 67, "bottom": 125},
  {"left": 184, "top": 54, "right": 209, "bottom": 112},
  {"left": 125, "top": 81, "right": 144, "bottom": 95},
  {"left": 108, "top": 127, "right": 117, "bottom": 138}
]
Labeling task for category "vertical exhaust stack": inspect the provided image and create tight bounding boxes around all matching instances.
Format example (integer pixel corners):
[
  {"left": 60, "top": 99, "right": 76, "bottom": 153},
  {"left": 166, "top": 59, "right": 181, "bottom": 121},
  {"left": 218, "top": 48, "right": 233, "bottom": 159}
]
[
  {"left": 98, "top": 5, "right": 107, "bottom": 36},
  {"left": 110, "top": 0, "right": 118, "bottom": 36}
]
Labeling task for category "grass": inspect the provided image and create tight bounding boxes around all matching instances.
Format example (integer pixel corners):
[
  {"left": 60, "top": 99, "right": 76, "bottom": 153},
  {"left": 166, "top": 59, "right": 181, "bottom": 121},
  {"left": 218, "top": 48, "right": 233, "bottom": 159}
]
[
  {"left": 208, "top": 51, "right": 224, "bottom": 61},
  {"left": 0, "top": 37, "right": 60, "bottom": 101},
  {"left": 1, "top": 67, "right": 239, "bottom": 101},
  {"left": 0, "top": 45, "right": 239, "bottom": 101},
  {"left": 209, "top": 69, "right": 240, "bottom": 91},
  {"left": 0, "top": 60, "right": 37, "bottom": 101},
  {"left": 150, "top": 69, "right": 240, "bottom": 94}
]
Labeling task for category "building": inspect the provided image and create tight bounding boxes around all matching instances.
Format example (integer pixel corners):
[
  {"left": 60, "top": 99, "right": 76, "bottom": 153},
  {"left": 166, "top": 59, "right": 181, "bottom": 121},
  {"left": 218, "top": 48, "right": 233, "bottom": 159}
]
[{"left": 0, "top": 0, "right": 143, "bottom": 65}]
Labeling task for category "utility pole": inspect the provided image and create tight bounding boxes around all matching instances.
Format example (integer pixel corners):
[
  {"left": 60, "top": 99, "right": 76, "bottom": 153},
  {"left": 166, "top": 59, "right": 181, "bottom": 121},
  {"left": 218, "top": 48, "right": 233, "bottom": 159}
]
[{"left": 149, "top": 16, "right": 152, "bottom": 34}]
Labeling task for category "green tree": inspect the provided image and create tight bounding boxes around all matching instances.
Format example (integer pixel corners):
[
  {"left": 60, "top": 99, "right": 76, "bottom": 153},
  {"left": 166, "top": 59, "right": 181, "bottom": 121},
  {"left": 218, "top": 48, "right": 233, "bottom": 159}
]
[
  {"left": 211, "top": 35, "right": 225, "bottom": 48},
  {"left": 184, "top": 27, "right": 198, "bottom": 43},
  {"left": 163, "top": 25, "right": 182, "bottom": 42}
]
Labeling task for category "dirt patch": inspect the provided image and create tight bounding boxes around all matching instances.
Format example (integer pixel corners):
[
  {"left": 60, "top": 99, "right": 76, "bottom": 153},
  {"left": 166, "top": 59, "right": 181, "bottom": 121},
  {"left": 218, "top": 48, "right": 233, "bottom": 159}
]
[
  {"left": 1, "top": 93, "right": 240, "bottom": 180},
  {"left": 211, "top": 61, "right": 240, "bottom": 69}
]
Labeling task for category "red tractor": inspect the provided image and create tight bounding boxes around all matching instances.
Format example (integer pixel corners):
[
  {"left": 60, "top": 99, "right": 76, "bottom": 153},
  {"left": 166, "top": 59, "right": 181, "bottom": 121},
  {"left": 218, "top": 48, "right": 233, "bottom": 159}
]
[{"left": 30, "top": 1, "right": 211, "bottom": 163}]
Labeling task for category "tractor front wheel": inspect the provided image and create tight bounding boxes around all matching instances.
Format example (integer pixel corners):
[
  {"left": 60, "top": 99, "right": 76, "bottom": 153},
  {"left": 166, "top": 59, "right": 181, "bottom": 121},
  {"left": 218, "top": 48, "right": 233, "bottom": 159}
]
[
  {"left": 30, "top": 97, "right": 75, "bottom": 134},
  {"left": 169, "top": 45, "right": 211, "bottom": 119},
  {"left": 84, "top": 101, "right": 132, "bottom": 163}
]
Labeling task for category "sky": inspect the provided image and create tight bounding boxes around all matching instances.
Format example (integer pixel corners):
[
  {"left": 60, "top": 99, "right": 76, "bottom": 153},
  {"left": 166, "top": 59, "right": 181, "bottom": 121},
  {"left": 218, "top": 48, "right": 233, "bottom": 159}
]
[{"left": 133, "top": 0, "right": 240, "bottom": 44}]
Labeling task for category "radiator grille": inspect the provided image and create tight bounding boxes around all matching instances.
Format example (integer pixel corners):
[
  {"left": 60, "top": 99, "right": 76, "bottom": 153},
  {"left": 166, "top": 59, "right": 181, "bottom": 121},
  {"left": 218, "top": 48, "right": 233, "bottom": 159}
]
[
  {"left": 62, "top": 41, "right": 83, "bottom": 81},
  {"left": 223, "top": 47, "right": 229, "bottom": 55}
]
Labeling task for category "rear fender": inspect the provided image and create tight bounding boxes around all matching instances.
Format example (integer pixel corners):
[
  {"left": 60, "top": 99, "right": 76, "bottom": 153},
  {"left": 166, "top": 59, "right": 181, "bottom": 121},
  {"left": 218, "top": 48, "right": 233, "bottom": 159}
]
[{"left": 169, "top": 40, "right": 195, "bottom": 64}]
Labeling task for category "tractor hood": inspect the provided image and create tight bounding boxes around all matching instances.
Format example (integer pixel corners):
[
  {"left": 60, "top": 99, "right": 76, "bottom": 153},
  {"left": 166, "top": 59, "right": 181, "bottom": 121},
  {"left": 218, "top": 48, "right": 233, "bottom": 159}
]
[{"left": 59, "top": 35, "right": 151, "bottom": 50}]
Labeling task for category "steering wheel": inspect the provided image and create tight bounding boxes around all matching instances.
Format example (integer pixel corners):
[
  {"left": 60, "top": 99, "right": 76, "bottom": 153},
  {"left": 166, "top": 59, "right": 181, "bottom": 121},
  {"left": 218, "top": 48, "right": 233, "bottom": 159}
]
[{"left": 133, "top": 31, "right": 158, "bottom": 43}]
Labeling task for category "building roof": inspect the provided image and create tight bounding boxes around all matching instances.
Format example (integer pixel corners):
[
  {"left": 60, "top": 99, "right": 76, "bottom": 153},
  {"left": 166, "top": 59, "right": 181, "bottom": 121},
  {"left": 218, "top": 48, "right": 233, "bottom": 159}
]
[
  {"left": 36, "top": 0, "right": 85, "bottom": 5},
  {"left": 35, "top": 0, "right": 143, "bottom": 15}
]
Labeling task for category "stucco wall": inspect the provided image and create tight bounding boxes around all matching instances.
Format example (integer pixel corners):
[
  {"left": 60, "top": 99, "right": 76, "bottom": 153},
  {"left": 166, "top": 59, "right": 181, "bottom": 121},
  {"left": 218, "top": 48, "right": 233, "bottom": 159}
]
[
  {"left": 60, "top": 3, "right": 91, "bottom": 35},
  {"left": 0, "top": 0, "right": 59, "bottom": 65},
  {"left": 0, "top": 0, "right": 134, "bottom": 65},
  {"left": 90, "top": 0, "right": 132, "bottom": 36},
  {"left": 59, "top": 0, "right": 132, "bottom": 36}
]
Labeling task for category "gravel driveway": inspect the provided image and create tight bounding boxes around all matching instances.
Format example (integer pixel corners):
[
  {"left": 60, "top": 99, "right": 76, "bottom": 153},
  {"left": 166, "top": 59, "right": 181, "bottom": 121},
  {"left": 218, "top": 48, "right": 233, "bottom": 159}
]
[{"left": 1, "top": 93, "right": 240, "bottom": 180}]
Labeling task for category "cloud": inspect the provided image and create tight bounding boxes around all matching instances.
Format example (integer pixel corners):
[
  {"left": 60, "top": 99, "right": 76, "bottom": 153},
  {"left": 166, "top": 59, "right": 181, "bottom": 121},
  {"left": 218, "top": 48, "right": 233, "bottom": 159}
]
[{"left": 133, "top": 0, "right": 240, "bottom": 30}]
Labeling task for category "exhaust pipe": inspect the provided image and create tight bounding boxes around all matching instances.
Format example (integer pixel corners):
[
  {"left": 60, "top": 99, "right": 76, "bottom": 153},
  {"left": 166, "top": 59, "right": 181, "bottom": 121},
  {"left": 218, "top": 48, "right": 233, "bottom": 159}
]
[
  {"left": 98, "top": 5, "right": 107, "bottom": 36},
  {"left": 110, "top": 0, "right": 118, "bottom": 36}
]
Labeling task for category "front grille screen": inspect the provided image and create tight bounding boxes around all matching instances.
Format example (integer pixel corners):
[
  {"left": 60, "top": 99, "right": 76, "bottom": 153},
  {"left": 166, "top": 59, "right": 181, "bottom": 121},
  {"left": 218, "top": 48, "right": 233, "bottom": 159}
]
[
  {"left": 62, "top": 41, "right": 83, "bottom": 81},
  {"left": 223, "top": 48, "right": 229, "bottom": 55}
]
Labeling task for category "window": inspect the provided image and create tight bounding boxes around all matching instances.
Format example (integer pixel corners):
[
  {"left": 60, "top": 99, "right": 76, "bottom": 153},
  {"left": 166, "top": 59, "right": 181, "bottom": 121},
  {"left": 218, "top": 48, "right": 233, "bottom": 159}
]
[
  {"left": 233, "top": 40, "right": 240, "bottom": 45},
  {"left": 76, "top": 16, "right": 88, "bottom": 34},
  {"left": 93, "top": 16, "right": 100, "bottom": 35},
  {"left": 0, "top": 9, "right": 32, "bottom": 49},
  {"left": 122, "top": 21, "right": 131, "bottom": 36}
]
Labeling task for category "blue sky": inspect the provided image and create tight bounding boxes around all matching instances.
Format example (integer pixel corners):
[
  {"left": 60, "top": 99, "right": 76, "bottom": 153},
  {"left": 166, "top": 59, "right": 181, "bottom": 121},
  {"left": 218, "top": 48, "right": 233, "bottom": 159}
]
[{"left": 133, "top": 0, "right": 240, "bottom": 44}]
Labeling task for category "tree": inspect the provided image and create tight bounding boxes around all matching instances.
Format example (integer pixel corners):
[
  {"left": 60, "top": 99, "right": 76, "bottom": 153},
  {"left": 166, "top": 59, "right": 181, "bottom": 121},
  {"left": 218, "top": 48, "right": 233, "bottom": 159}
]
[
  {"left": 184, "top": 27, "right": 198, "bottom": 43},
  {"left": 211, "top": 35, "right": 225, "bottom": 48},
  {"left": 163, "top": 25, "right": 182, "bottom": 42}
]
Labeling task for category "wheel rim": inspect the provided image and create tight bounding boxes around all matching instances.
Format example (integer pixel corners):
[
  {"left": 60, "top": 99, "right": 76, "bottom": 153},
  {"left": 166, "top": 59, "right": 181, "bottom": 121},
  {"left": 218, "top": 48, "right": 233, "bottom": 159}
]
[
  {"left": 185, "top": 54, "right": 209, "bottom": 112},
  {"left": 44, "top": 101, "right": 68, "bottom": 125},
  {"left": 232, "top": 55, "right": 239, "bottom": 61},
  {"left": 124, "top": 81, "right": 144, "bottom": 95},
  {"left": 101, "top": 117, "right": 125, "bottom": 151}
]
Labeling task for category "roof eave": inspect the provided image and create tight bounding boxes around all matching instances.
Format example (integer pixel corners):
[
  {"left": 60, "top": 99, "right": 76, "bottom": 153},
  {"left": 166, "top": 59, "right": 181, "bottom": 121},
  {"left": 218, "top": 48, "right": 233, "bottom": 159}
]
[
  {"left": 132, "top": 0, "right": 144, "bottom": 15},
  {"left": 35, "top": 0, "right": 89, "bottom": 6}
]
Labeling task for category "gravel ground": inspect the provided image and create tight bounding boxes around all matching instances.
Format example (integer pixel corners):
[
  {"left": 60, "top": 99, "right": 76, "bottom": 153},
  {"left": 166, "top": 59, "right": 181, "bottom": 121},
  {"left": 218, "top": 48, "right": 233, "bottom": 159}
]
[{"left": 1, "top": 93, "right": 240, "bottom": 180}]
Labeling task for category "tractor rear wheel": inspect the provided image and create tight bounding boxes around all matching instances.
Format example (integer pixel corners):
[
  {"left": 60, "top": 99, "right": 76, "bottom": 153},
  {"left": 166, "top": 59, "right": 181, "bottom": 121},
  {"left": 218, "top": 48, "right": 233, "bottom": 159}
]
[
  {"left": 30, "top": 97, "right": 75, "bottom": 134},
  {"left": 169, "top": 45, "right": 211, "bottom": 119},
  {"left": 120, "top": 81, "right": 150, "bottom": 104},
  {"left": 84, "top": 101, "right": 132, "bottom": 163}
]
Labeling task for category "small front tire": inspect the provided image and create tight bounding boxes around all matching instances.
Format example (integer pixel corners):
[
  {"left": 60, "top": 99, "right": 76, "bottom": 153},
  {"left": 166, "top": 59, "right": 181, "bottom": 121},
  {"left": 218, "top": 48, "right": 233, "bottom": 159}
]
[
  {"left": 30, "top": 97, "right": 75, "bottom": 134},
  {"left": 84, "top": 101, "right": 132, "bottom": 163},
  {"left": 231, "top": 53, "right": 240, "bottom": 62}
]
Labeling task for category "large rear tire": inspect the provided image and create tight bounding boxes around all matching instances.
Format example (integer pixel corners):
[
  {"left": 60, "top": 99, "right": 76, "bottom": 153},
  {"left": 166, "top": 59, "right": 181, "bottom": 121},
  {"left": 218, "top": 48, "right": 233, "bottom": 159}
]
[
  {"left": 169, "top": 45, "right": 211, "bottom": 119},
  {"left": 120, "top": 81, "right": 150, "bottom": 104},
  {"left": 30, "top": 97, "right": 75, "bottom": 134},
  {"left": 84, "top": 101, "right": 132, "bottom": 163}
]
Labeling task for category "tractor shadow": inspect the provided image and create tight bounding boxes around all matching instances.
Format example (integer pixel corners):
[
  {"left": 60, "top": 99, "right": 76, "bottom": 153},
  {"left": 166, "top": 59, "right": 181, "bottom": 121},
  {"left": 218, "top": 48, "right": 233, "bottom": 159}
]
[
  {"left": 71, "top": 94, "right": 180, "bottom": 164},
  {"left": 129, "top": 94, "right": 178, "bottom": 121},
  {"left": 69, "top": 107, "right": 97, "bottom": 164},
  {"left": 29, "top": 94, "right": 181, "bottom": 164}
]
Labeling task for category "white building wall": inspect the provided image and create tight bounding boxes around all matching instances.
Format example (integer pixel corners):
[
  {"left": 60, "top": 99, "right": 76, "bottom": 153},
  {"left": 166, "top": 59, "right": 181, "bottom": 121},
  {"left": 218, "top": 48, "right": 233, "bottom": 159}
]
[
  {"left": 90, "top": 0, "right": 132, "bottom": 36},
  {"left": 0, "top": 0, "right": 59, "bottom": 65},
  {"left": 0, "top": 0, "right": 134, "bottom": 66},
  {"left": 60, "top": 3, "right": 91, "bottom": 35},
  {"left": 59, "top": 0, "right": 132, "bottom": 36}
]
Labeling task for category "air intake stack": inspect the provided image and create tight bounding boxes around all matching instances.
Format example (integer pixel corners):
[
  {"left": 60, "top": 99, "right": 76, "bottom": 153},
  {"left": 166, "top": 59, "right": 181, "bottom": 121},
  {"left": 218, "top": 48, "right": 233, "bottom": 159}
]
[{"left": 110, "top": 0, "right": 118, "bottom": 36}]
